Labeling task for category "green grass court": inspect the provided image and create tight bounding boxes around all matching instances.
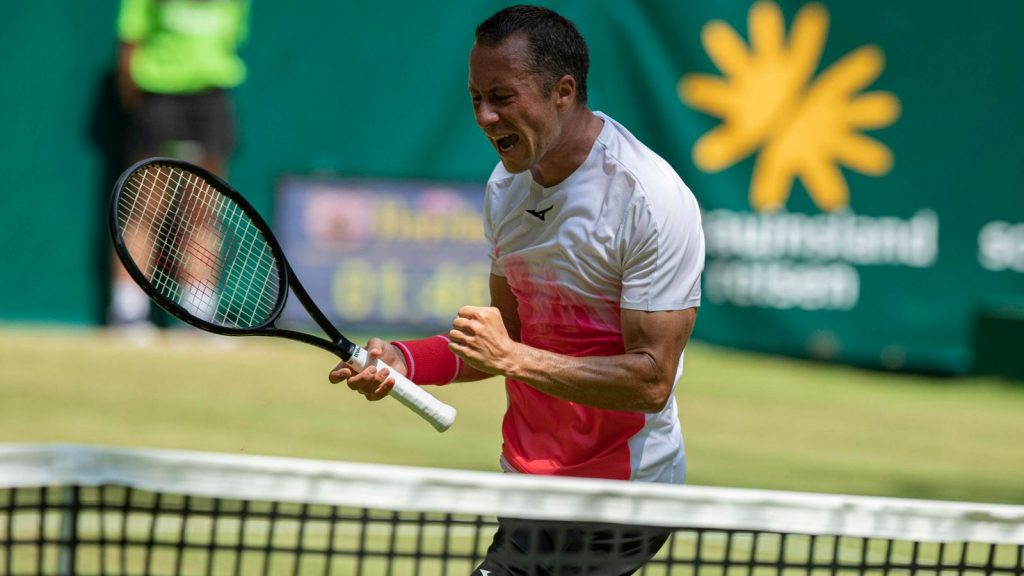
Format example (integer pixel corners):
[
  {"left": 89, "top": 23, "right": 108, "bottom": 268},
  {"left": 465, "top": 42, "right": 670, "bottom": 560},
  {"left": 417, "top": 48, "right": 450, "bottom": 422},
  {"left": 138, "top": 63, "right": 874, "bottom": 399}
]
[{"left": 1, "top": 328, "right": 1022, "bottom": 505}]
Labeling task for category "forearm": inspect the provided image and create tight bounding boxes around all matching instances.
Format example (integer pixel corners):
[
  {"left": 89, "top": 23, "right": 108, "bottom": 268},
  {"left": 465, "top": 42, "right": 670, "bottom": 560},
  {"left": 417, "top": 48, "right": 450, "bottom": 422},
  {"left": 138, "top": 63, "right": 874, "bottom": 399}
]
[
  {"left": 448, "top": 304, "right": 695, "bottom": 412},
  {"left": 391, "top": 335, "right": 493, "bottom": 385},
  {"left": 452, "top": 361, "right": 494, "bottom": 383},
  {"left": 498, "top": 343, "right": 672, "bottom": 412}
]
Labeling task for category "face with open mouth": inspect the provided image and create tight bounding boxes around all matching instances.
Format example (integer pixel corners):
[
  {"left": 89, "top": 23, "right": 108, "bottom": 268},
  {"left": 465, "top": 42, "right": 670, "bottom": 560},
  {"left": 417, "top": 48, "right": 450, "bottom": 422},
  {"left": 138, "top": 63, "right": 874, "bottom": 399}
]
[
  {"left": 469, "top": 35, "right": 561, "bottom": 175},
  {"left": 493, "top": 133, "right": 520, "bottom": 154}
]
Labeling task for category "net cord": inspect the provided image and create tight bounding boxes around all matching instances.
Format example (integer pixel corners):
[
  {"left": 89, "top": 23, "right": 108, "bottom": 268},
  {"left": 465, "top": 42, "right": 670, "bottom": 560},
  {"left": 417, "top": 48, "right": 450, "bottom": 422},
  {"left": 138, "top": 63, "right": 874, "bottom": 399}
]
[{"left": 1, "top": 444, "right": 1022, "bottom": 545}]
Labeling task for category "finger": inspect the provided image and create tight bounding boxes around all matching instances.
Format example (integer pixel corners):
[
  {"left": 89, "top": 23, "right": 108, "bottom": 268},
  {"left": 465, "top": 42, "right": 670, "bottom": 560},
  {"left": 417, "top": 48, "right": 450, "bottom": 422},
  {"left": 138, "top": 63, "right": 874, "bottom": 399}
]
[
  {"left": 346, "top": 366, "right": 377, "bottom": 390},
  {"left": 328, "top": 367, "right": 355, "bottom": 384},
  {"left": 367, "top": 377, "right": 395, "bottom": 401},
  {"left": 365, "top": 338, "right": 387, "bottom": 359},
  {"left": 457, "top": 305, "right": 485, "bottom": 319},
  {"left": 479, "top": 306, "right": 501, "bottom": 320},
  {"left": 364, "top": 366, "right": 396, "bottom": 401},
  {"left": 449, "top": 328, "right": 470, "bottom": 344},
  {"left": 448, "top": 340, "right": 468, "bottom": 358},
  {"left": 452, "top": 317, "right": 475, "bottom": 334}
]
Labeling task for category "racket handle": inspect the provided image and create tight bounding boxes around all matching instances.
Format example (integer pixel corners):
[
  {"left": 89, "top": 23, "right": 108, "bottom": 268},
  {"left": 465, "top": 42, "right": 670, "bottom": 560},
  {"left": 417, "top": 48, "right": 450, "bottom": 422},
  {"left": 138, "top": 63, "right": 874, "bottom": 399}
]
[{"left": 347, "top": 348, "right": 457, "bottom": 432}]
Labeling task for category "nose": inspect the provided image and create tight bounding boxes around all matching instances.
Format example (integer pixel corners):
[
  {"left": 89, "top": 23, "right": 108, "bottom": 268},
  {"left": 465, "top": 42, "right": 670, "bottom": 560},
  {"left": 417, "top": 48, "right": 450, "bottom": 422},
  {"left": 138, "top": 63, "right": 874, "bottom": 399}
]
[{"left": 474, "top": 100, "right": 499, "bottom": 129}]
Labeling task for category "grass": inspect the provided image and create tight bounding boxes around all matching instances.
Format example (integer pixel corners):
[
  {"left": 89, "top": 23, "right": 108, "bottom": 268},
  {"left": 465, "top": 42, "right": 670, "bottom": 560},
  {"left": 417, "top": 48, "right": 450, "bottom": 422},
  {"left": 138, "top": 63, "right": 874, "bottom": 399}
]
[{"left": 1, "top": 326, "right": 1022, "bottom": 504}]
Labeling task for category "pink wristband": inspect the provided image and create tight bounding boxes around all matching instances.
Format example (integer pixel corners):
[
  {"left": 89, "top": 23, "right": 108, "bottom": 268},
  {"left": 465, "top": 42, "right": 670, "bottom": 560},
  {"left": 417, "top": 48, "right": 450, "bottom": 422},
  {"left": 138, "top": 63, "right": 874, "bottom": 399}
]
[{"left": 391, "top": 335, "right": 462, "bottom": 386}]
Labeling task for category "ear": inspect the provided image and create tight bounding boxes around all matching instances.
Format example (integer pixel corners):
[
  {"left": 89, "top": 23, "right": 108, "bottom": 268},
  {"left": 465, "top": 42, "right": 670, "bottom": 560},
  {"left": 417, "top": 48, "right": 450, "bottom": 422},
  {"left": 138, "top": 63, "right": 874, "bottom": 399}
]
[{"left": 552, "top": 75, "right": 576, "bottom": 109}]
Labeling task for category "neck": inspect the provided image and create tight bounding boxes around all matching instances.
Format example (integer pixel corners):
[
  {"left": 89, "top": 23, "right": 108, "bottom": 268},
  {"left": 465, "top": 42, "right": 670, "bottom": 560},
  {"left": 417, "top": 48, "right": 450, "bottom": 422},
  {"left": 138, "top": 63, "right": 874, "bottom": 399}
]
[{"left": 530, "top": 108, "right": 603, "bottom": 188}]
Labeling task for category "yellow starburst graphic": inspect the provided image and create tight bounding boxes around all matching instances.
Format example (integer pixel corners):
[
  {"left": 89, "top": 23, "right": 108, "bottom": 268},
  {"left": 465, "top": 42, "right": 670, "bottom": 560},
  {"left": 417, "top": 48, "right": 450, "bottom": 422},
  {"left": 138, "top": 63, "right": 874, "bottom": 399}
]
[{"left": 679, "top": 1, "right": 901, "bottom": 212}]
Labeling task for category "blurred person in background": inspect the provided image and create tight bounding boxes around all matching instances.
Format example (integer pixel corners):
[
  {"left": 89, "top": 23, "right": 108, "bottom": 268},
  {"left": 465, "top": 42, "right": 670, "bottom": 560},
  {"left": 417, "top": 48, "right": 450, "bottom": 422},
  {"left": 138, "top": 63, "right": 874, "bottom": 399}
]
[
  {"left": 108, "top": 0, "right": 250, "bottom": 335},
  {"left": 330, "top": 5, "right": 705, "bottom": 574}
]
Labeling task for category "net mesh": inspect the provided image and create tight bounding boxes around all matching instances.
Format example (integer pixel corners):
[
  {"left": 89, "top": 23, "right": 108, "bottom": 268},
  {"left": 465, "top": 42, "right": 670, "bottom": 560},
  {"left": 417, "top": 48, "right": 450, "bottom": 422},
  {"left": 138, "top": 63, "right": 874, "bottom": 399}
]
[
  {"left": 116, "top": 163, "right": 282, "bottom": 329},
  {"left": 2, "top": 445, "right": 1022, "bottom": 576}
]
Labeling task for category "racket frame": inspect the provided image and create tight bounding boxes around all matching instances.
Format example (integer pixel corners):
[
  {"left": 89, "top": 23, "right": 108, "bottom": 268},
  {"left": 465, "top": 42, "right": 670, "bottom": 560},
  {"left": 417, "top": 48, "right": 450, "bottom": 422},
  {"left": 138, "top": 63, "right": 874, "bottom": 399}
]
[
  {"left": 109, "top": 157, "right": 360, "bottom": 360},
  {"left": 109, "top": 158, "right": 457, "bottom": 431}
]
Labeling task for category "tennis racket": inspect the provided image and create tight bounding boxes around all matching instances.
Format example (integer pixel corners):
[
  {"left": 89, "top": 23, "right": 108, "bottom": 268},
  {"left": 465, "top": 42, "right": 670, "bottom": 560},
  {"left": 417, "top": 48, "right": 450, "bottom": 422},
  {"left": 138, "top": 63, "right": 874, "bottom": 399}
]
[{"left": 108, "top": 157, "right": 457, "bottom": 432}]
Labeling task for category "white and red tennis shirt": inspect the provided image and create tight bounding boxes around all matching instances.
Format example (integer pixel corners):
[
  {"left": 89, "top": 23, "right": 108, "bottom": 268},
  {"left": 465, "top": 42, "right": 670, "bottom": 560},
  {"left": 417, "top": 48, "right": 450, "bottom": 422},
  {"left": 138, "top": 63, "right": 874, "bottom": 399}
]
[{"left": 484, "top": 112, "right": 705, "bottom": 484}]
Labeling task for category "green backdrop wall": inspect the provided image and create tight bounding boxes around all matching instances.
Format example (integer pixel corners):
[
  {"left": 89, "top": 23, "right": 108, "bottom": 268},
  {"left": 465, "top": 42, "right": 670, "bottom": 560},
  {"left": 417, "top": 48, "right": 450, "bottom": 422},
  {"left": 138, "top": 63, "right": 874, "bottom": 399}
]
[{"left": 2, "top": 1, "right": 1022, "bottom": 374}]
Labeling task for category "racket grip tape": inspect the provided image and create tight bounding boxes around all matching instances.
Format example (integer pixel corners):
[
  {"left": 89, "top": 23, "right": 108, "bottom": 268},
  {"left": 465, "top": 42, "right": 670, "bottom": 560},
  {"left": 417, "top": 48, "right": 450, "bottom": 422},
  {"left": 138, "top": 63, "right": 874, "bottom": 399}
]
[{"left": 346, "top": 347, "right": 457, "bottom": 432}]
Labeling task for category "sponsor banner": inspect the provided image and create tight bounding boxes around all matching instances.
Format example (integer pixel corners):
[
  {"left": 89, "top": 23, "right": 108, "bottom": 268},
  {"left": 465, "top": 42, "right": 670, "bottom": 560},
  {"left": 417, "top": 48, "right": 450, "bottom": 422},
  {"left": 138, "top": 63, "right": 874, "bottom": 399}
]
[{"left": 651, "top": 1, "right": 1024, "bottom": 374}]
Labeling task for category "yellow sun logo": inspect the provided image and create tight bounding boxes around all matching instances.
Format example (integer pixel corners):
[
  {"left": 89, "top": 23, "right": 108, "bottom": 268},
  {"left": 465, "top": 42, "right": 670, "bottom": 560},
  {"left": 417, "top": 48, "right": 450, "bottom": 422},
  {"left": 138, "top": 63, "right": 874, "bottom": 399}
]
[{"left": 679, "top": 1, "right": 901, "bottom": 212}]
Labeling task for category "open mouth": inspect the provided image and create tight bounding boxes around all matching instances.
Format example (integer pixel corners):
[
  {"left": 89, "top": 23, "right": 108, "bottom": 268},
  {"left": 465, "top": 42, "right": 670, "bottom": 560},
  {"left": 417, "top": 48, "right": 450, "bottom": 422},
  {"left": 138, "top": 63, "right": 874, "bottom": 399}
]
[{"left": 495, "top": 134, "right": 519, "bottom": 153}]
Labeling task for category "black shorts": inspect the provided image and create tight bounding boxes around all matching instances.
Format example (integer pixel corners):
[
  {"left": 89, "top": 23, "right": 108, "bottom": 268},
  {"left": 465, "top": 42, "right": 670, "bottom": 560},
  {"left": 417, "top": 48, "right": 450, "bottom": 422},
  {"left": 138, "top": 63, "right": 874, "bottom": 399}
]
[
  {"left": 127, "top": 89, "right": 236, "bottom": 162},
  {"left": 474, "top": 518, "right": 671, "bottom": 576}
]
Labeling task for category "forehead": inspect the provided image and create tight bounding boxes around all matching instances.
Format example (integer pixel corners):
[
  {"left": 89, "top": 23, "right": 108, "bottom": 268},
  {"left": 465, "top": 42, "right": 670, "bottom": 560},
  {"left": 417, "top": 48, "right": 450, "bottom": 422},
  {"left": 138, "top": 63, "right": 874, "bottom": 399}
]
[{"left": 468, "top": 35, "right": 537, "bottom": 92}]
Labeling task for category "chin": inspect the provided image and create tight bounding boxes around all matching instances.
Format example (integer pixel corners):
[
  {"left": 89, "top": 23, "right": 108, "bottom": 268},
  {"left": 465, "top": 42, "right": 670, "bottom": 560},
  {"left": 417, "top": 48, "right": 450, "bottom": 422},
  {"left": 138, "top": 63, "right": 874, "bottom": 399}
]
[{"left": 499, "top": 157, "right": 530, "bottom": 174}]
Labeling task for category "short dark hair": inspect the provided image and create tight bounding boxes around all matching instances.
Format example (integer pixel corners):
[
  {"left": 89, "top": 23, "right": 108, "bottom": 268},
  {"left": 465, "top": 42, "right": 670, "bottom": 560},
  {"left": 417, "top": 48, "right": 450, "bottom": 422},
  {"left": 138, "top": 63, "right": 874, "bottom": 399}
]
[{"left": 475, "top": 5, "right": 590, "bottom": 104}]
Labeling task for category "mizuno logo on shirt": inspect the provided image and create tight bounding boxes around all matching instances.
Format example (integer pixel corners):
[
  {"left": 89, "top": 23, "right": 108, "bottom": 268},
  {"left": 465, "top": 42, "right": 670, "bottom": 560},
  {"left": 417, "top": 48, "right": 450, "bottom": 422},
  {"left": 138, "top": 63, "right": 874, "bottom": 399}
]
[{"left": 526, "top": 205, "right": 554, "bottom": 221}]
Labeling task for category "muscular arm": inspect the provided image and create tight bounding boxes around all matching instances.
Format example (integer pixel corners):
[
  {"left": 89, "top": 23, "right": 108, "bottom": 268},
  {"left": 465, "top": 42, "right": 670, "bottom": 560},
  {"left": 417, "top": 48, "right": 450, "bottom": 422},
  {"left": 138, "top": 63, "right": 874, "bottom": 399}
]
[{"left": 448, "top": 274, "right": 696, "bottom": 412}]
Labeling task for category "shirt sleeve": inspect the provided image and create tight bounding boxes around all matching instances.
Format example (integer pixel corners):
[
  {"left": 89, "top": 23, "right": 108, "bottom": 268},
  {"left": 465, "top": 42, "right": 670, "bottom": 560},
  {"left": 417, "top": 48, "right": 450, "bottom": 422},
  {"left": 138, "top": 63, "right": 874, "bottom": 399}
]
[
  {"left": 619, "top": 184, "right": 705, "bottom": 311},
  {"left": 117, "top": 0, "right": 153, "bottom": 43}
]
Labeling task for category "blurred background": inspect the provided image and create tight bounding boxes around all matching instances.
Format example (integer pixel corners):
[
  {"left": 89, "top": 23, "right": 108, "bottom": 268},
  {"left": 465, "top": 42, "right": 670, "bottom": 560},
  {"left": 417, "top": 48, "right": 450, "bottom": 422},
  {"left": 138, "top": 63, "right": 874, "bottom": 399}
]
[{"left": 1, "top": 1, "right": 1022, "bottom": 504}]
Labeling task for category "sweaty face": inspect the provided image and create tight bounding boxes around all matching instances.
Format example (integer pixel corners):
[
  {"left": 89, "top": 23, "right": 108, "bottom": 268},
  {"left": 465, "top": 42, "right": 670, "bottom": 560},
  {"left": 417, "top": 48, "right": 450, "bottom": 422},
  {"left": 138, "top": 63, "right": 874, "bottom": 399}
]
[{"left": 468, "top": 36, "right": 561, "bottom": 175}]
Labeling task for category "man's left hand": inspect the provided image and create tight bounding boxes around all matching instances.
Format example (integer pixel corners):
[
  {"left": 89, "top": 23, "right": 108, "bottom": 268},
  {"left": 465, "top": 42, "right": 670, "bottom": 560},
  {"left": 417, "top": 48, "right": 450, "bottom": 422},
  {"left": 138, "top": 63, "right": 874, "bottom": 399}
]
[{"left": 448, "top": 306, "right": 519, "bottom": 376}]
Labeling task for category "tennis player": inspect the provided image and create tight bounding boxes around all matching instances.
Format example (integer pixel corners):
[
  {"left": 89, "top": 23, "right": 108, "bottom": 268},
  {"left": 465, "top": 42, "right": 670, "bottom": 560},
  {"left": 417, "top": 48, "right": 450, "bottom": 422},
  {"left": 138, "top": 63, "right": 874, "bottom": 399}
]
[{"left": 330, "top": 5, "right": 704, "bottom": 574}]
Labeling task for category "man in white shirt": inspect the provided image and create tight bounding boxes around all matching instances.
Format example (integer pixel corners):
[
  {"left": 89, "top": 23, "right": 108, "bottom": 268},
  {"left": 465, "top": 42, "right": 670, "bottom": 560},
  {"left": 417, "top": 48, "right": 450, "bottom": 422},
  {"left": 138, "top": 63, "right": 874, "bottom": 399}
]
[{"left": 331, "top": 5, "right": 704, "bottom": 574}]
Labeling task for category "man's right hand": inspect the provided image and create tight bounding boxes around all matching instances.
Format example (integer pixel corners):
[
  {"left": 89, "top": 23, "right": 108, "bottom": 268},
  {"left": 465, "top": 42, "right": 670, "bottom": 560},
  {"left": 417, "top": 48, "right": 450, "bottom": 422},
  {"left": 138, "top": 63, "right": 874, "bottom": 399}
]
[{"left": 328, "top": 338, "right": 408, "bottom": 401}]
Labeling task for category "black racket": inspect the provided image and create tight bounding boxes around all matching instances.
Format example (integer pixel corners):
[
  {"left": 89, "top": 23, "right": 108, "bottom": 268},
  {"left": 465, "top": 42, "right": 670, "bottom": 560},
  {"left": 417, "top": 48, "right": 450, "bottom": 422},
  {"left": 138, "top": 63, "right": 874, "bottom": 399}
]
[{"left": 108, "top": 157, "right": 456, "bottom": 432}]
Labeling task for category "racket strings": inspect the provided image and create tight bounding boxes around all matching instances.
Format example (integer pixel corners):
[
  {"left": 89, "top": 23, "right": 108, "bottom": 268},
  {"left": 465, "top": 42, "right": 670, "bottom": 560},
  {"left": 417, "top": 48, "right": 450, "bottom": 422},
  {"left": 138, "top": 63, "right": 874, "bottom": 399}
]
[
  {"left": 129, "top": 169, "right": 209, "bottom": 304},
  {"left": 117, "top": 164, "right": 282, "bottom": 329},
  {"left": 131, "top": 167, "right": 277, "bottom": 327},
  {"left": 122, "top": 167, "right": 226, "bottom": 316},
  {"left": 165, "top": 168, "right": 279, "bottom": 327},
  {"left": 218, "top": 203, "right": 278, "bottom": 328}
]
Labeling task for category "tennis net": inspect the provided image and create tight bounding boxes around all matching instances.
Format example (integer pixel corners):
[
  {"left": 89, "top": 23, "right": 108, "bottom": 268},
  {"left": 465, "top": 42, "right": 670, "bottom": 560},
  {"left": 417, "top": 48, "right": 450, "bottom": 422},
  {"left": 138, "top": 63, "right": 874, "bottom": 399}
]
[{"left": 1, "top": 444, "right": 1022, "bottom": 575}]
